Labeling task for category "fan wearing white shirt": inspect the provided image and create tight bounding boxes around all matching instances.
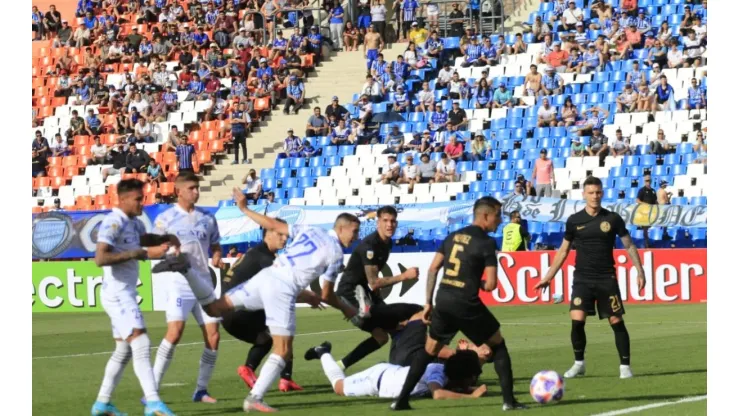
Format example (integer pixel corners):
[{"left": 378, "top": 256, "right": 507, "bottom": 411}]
[
  {"left": 90, "top": 135, "right": 108, "bottom": 164},
  {"left": 434, "top": 154, "right": 456, "bottom": 183},
  {"left": 398, "top": 154, "right": 419, "bottom": 192},
  {"left": 378, "top": 154, "right": 401, "bottom": 184},
  {"left": 537, "top": 98, "right": 558, "bottom": 127},
  {"left": 415, "top": 81, "right": 435, "bottom": 112},
  {"left": 436, "top": 63, "right": 454, "bottom": 89}
]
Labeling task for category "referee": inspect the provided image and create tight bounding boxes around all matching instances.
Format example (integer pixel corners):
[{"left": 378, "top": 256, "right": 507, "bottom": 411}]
[
  {"left": 333, "top": 206, "right": 420, "bottom": 370},
  {"left": 391, "top": 197, "right": 525, "bottom": 411},
  {"left": 535, "top": 176, "right": 647, "bottom": 380},
  {"left": 221, "top": 218, "right": 303, "bottom": 392}
]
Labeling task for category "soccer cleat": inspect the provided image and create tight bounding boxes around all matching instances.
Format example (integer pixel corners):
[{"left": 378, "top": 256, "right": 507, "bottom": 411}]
[
  {"left": 620, "top": 365, "right": 633, "bottom": 379},
  {"left": 143, "top": 400, "right": 176, "bottom": 416},
  {"left": 278, "top": 378, "right": 304, "bottom": 392},
  {"left": 91, "top": 401, "right": 126, "bottom": 416},
  {"left": 192, "top": 390, "right": 217, "bottom": 403},
  {"left": 151, "top": 253, "right": 191, "bottom": 274},
  {"left": 564, "top": 362, "right": 586, "bottom": 378},
  {"left": 502, "top": 400, "right": 528, "bottom": 411},
  {"left": 304, "top": 341, "right": 332, "bottom": 361},
  {"left": 243, "top": 396, "right": 277, "bottom": 413},
  {"left": 390, "top": 400, "right": 412, "bottom": 411},
  {"left": 354, "top": 285, "right": 372, "bottom": 319},
  {"left": 238, "top": 365, "right": 257, "bottom": 389}
]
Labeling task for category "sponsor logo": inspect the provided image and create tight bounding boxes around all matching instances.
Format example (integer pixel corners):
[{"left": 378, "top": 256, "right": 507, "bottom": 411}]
[{"left": 573, "top": 297, "right": 582, "bottom": 306}]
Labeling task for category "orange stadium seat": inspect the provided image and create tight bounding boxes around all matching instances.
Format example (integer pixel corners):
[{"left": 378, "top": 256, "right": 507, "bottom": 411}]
[
  {"left": 94, "top": 195, "right": 110, "bottom": 206},
  {"left": 47, "top": 166, "right": 64, "bottom": 177},
  {"left": 49, "top": 177, "right": 66, "bottom": 189},
  {"left": 159, "top": 182, "right": 175, "bottom": 196}
]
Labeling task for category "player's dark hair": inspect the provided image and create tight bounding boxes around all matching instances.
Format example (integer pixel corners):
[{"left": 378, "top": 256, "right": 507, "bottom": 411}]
[
  {"left": 335, "top": 213, "right": 361, "bottom": 227},
  {"left": 583, "top": 176, "right": 603, "bottom": 188},
  {"left": 263, "top": 218, "right": 287, "bottom": 238},
  {"left": 444, "top": 350, "right": 483, "bottom": 381},
  {"left": 473, "top": 196, "right": 502, "bottom": 217},
  {"left": 117, "top": 179, "right": 145, "bottom": 195},
  {"left": 376, "top": 206, "right": 398, "bottom": 219},
  {"left": 176, "top": 171, "right": 200, "bottom": 184}
]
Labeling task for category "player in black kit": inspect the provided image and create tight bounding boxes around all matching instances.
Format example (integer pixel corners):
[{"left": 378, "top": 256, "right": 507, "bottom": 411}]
[
  {"left": 220, "top": 219, "right": 304, "bottom": 392},
  {"left": 332, "top": 206, "right": 420, "bottom": 370},
  {"left": 391, "top": 196, "right": 526, "bottom": 411},
  {"left": 535, "top": 176, "right": 647, "bottom": 380}
]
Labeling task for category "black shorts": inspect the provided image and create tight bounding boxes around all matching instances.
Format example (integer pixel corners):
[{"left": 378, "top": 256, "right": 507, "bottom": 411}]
[
  {"left": 429, "top": 300, "right": 500, "bottom": 345},
  {"left": 221, "top": 310, "right": 268, "bottom": 344},
  {"left": 361, "top": 302, "right": 424, "bottom": 333},
  {"left": 570, "top": 278, "right": 626, "bottom": 320}
]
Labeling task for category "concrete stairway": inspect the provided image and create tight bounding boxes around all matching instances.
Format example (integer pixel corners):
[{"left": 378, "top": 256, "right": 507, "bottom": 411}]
[{"left": 199, "top": 42, "right": 408, "bottom": 206}]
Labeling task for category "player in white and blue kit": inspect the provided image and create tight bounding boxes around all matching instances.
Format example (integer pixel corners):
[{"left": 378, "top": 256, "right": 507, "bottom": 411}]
[
  {"left": 91, "top": 179, "right": 176, "bottom": 416},
  {"left": 305, "top": 343, "right": 487, "bottom": 401},
  {"left": 154, "top": 187, "right": 361, "bottom": 412},
  {"left": 150, "top": 172, "right": 223, "bottom": 404}
]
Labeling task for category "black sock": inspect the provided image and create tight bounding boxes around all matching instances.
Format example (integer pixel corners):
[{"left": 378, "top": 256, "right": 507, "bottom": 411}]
[
  {"left": 611, "top": 321, "right": 631, "bottom": 365},
  {"left": 280, "top": 360, "right": 293, "bottom": 380},
  {"left": 246, "top": 339, "right": 273, "bottom": 369},
  {"left": 571, "top": 320, "right": 587, "bottom": 361},
  {"left": 340, "top": 337, "right": 383, "bottom": 369},
  {"left": 491, "top": 340, "right": 515, "bottom": 405},
  {"left": 396, "top": 350, "right": 434, "bottom": 404}
]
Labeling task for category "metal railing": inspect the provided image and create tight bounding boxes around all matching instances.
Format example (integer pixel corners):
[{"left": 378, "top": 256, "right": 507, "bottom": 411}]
[
  {"left": 385, "top": 0, "right": 507, "bottom": 38},
  {"left": 241, "top": 10, "right": 268, "bottom": 46},
  {"left": 272, "top": 7, "right": 329, "bottom": 40}
]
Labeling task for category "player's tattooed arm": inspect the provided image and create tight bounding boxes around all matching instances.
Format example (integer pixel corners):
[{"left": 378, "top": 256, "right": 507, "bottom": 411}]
[
  {"left": 364, "top": 265, "right": 419, "bottom": 291},
  {"left": 426, "top": 253, "right": 445, "bottom": 305},
  {"left": 94, "top": 241, "right": 171, "bottom": 266},
  {"left": 620, "top": 235, "right": 647, "bottom": 291}
]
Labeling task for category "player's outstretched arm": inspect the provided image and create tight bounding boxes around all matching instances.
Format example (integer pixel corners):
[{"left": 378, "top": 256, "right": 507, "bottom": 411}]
[
  {"left": 534, "top": 239, "right": 572, "bottom": 292},
  {"left": 620, "top": 234, "right": 646, "bottom": 292},
  {"left": 94, "top": 242, "right": 169, "bottom": 267},
  {"left": 321, "top": 280, "right": 356, "bottom": 319},
  {"left": 365, "top": 265, "right": 419, "bottom": 291},
  {"left": 430, "top": 383, "right": 487, "bottom": 400},
  {"left": 232, "top": 187, "right": 289, "bottom": 235}
]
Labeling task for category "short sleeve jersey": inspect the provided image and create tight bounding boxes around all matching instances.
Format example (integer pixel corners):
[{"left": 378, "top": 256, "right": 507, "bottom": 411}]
[
  {"left": 221, "top": 242, "right": 275, "bottom": 292},
  {"left": 98, "top": 208, "right": 146, "bottom": 294},
  {"left": 435, "top": 225, "right": 499, "bottom": 306},
  {"left": 564, "top": 208, "right": 629, "bottom": 280},
  {"left": 275, "top": 225, "right": 345, "bottom": 291},
  {"left": 336, "top": 231, "right": 392, "bottom": 300}
]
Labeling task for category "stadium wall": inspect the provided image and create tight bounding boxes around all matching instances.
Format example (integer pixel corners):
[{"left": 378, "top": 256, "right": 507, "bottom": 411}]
[{"left": 32, "top": 249, "right": 706, "bottom": 312}]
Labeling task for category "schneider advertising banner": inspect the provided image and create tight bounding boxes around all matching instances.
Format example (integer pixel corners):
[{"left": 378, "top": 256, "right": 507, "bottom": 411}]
[
  {"left": 32, "top": 261, "right": 154, "bottom": 312},
  {"left": 32, "top": 249, "right": 706, "bottom": 313}
]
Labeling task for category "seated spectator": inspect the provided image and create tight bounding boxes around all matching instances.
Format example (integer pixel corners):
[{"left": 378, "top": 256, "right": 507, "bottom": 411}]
[
  {"left": 652, "top": 75, "right": 675, "bottom": 112},
  {"left": 649, "top": 129, "right": 674, "bottom": 155},
  {"left": 611, "top": 129, "right": 633, "bottom": 156},
  {"left": 392, "top": 85, "right": 412, "bottom": 113},
  {"left": 242, "top": 169, "right": 263, "bottom": 203},
  {"left": 636, "top": 81, "right": 652, "bottom": 112},
  {"left": 625, "top": 24, "right": 642, "bottom": 50},
  {"left": 461, "top": 37, "right": 484, "bottom": 68},
  {"left": 531, "top": 16, "right": 551, "bottom": 42},
  {"left": 330, "top": 119, "right": 353, "bottom": 145},
  {"left": 523, "top": 65, "right": 543, "bottom": 97},
  {"left": 417, "top": 153, "right": 436, "bottom": 183},
  {"left": 560, "top": 97, "right": 578, "bottom": 127},
  {"left": 32, "top": 151, "right": 47, "bottom": 177},
  {"left": 546, "top": 42, "right": 569, "bottom": 72},
  {"left": 469, "top": 131, "right": 491, "bottom": 161},
  {"left": 616, "top": 84, "right": 639, "bottom": 113},
  {"left": 428, "top": 103, "right": 448, "bottom": 132},
  {"left": 581, "top": 43, "right": 602, "bottom": 73},
  {"left": 570, "top": 138, "right": 585, "bottom": 157},
  {"left": 54, "top": 20, "right": 73, "bottom": 47},
  {"left": 693, "top": 132, "right": 707, "bottom": 164},
  {"left": 685, "top": 78, "right": 706, "bottom": 110},
  {"left": 588, "top": 127, "right": 610, "bottom": 163},
  {"left": 133, "top": 117, "right": 155, "bottom": 143},
  {"left": 32, "top": 131, "right": 50, "bottom": 159},
  {"left": 473, "top": 79, "right": 493, "bottom": 109},
  {"left": 416, "top": 81, "right": 435, "bottom": 113},
  {"left": 73, "top": 79, "right": 92, "bottom": 105},
  {"left": 541, "top": 66, "right": 564, "bottom": 96},
  {"left": 435, "top": 153, "right": 457, "bottom": 183},
  {"left": 377, "top": 154, "right": 400, "bottom": 184},
  {"left": 360, "top": 74, "right": 383, "bottom": 103},
  {"left": 343, "top": 21, "right": 360, "bottom": 51},
  {"left": 424, "top": 31, "right": 444, "bottom": 60},
  {"left": 102, "top": 142, "right": 127, "bottom": 181},
  {"left": 383, "top": 127, "right": 405, "bottom": 154},
  {"left": 283, "top": 129, "right": 303, "bottom": 157},
  {"left": 84, "top": 109, "right": 102, "bottom": 135},
  {"left": 405, "top": 132, "right": 423, "bottom": 152},
  {"left": 561, "top": 1, "right": 584, "bottom": 31},
  {"left": 511, "top": 32, "right": 527, "bottom": 54},
  {"left": 566, "top": 48, "right": 583, "bottom": 73},
  {"left": 492, "top": 83, "right": 515, "bottom": 108},
  {"left": 444, "top": 136, "right": 465, "bottom": 163},
  {"left": 646, "top": 38, "right": 667, "bottom": 69},
  {"left": 125, "top": 143, "right": 150, "bottom": 173},
  {"left": 326, "top": 96, "right": 349, "bottom": 120},
  {"left": 667, "top": 42, "right": 685, "bottom": 69},
  {"left": 89, "top": 136, "right": 108, "bottom": 165},
  {"left": 305, "top": 107, "right": 329, "bottom": 137},
  {"left": 447, "top": 101, "right": 468, "bottom": 130},
  {"left": 435, "top": 62, "right": 453, "bottom": 90},
  {"left": 146, "top": 159, "right": 165, "bottom": 184},
  {"left": 613, "top": 32, "right": 633, "bottom": 61},
  {"left": 50, "top": 134, "right": 70, "bottom": 157},
  {"left": 284, "top": 76, "right": 305, "bottom": 115},
  {"left": 538, "top": 98, "right": 558, "bottom": 127},
  {"left": 398, "top": 154, "right": 418, "bottom": 192},
  {"left": 683, "top": 30, "right": 705, "bottom": 67},
  {"left": 578, "top": 106, "right": 609, "bottom": 136},
  {"left": 301, "top": 140, "right": 320, "bottom": 157}
]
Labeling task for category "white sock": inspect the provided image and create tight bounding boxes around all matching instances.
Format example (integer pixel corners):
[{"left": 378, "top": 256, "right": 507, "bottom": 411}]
[
  {"left": 129, "top": 334, "right": 161, "bottom": 403},
  {"left": 96, "top": 341, "right": 132, "bottom": 403},
  {"left": 321, "top": 353, "right": 345, "bottom": 389},
  {"left": 575, "top": 360, "right": 585, "bottom": 366},
  {"left": 183, "top": 269, "right": 217, "bottom": 306},
  {"left": 196, "top": 348, "right": 218, "bottom": 392},
  {"left": 153, "top": 339, "right": 176, "bottom": 388},
  {"left": 250, "top": 354, "right": 285, "bottom": 400}
]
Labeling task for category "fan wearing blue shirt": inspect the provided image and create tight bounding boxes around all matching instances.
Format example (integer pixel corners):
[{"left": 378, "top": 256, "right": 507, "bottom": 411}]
[
  {"left": 284, "top": 76, "right": 305, "bottom": 115},
  {"left": 307, "top": 26, "right": 323, "bottom": 61},
  {"left": 653, "top": 75, "right": 675, "bottom": 112},
  {"left": 329, "top": 2, "right": 345, "bottom": 51},
  {"left": 401, "top": 0, "right": 419, "bottom": 40},
  {"left": 685, "top": 78, "right": 705, "bottom": 110}
]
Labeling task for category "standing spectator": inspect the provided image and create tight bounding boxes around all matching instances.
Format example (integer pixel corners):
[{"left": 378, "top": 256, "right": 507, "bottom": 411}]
[
  {"left": 657, "top": 180, "right": 672, "bottom": 205},
  {"left": 636, "top": 174, "right": 657, "bottom": 247},
  {"left": 447, "top": 2, "right": 464, "bottom": 37},
  {"left": 434, "top": 153, "right": 456, "bottom": 182},
  {"left": 283, "top": 129, "right": 303, "bottom": 157},
  {"left": 501, "top": 211, "right": 531, "bottom": 252},
  {"left": 175, "top": 137, "right": 195, "bottom": 174},
  {"left": 242, "top": 169, "right": 263, "bottom": 203},
  {"left": 610, "top": 129, "right": 632, "bottom": 156},
  {"left": 561, "top": 1, "right": 584, "bottom": 31},
  {"left": 305, "top": 107, "right": 329, "bottom": 137},
  {"left": 283, "top": 76, "right": 304, "bottom": 115},
  {"left": 400, "top": 0, "right": 419, "bottom": 41},
  {"left": 230, "top": 101, "right": 250, "bottom": 165},
  {"left": 587, "top": 127, "right": 610, "bottom": 164},
  {"left": 532, "top": 149, "right": 554, "bottom": 197},
  {"left": 398, "top": 154, "right": 418, "bottom": 192},
  {"left": 125, "top": 143, "right": 150, "bottom": 173},
  {"left": 329, "top": 1, "right": 345, "bottom": 51},
  {"left": 90, "top": 136, "right": 108, "bottom": 165},
  {"left": 685, "top": 78, "right": 706, "bottom": 110},
  {"left": 649, "top": 129, "right": 674, "bottom": 155},
  {"left": 417, "top": 153, "right": 435, "bottom": 183},
  {"left": 371, "top": 0, "right": 387, "bottom": 42}
]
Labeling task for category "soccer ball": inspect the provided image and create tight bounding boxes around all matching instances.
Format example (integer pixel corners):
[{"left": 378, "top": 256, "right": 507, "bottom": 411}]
[{"left": 530, "top": 370, "right": 564, "bottom": 404}]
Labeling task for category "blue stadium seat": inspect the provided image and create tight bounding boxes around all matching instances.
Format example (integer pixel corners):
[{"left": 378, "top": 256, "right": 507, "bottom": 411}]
[
  {"left": 290, "top": 158, "right": 306, "bottom": 169},
  {"left": 669, "top": 164, "right": 687, "bottom": 175},
  {"left": 339, "top": 146, "right": 355, "bottom": 157},
  {"left": 553, "top": 158, "right": 566, "bottom": 168},
  {"left": 324, "top": 155, "right": 341, "bottom": 166},
  {"left": 276, "top": 158, "right": 290, "bottom": 169},
  {"left": 473, "top": 160, "right": 489, "bottom": 172},
  {"left": 626, "top": 188, "right": 639, "bottom": 199},
  {"left": 457, "top": 162, "right": 473, "bottom": 173},
  {"left": 672, "top": 197, "right": 688, "bottom": 205},
  {"left": 525, "top": 149, "right": 541, "bottom": 159},
  {"left": 470, "top": 181, "right": 486, "bottom": 193},
  {"left": 690, "top": 196, "right": 707, "bottom": 206},
  {"left": 218, "top": 199, "right": 235, "bottom": 207},
  {"left": 297, "top": 167, "right": 312, "bottom": 178},
  {"left": 262, "top": 178, "right": 277, "bottom": 190},
  {"left": 663, "top": 154, "right": 681, "bottom": 165},
  {"left": 522, "top": 138, "right": 539, "bottom": 149},
  {"left": 276, "top": 168, "right": 292, "bottom": 179},
  {"left": 641, "top": 155, "right": 657, "bottom": 166},
  {"left": 616, "top": 177, "right": 632, "bottom": 189},
  {"left": 628, "top": 166, "right": 643, "bottom": 177},
  {"left": 677, "top": 142, "right": 694, "bottom": 154},
  {"left": 319, "top": 137, "right": 333, "bottom": 148},
  {"left": 308, "top": 157, "right": 323, "bottom": 168},
  {"left": 288, "top": 188, "right": 304, "bottom": 198},
  {"left": 510, "top": 149, "right": 524, "bottom": 159},
  {"left": 260, "top": 168, "right": 275, "bottom": 179},
  {"left": 498, "top": 160, "right": 512, "bottom": 170},
  {"left": 499, "top": 140, "right": 515, "bottom": 151},
  {"left": 604, "top": 188, "right": 619, "bottom": 201},
  {"left": 314, "top": 166, "right": 329, "bottom": 177},
  {"left": 284, "top": 178, "right": 298, "bottom": 188},
  {"left": 624, "top": 155, "right": 640, "bottom": 166},
  {"left": 514, "top": 159, "right": 530, "bottom": 170},
  {"left": 652, "top": 165, "right": 669, "bottom": 176}
]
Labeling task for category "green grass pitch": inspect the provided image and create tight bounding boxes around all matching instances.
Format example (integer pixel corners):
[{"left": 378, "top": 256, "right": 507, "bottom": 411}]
[{"left": 33, "top": 304, "right": 706, "bottom": 415}]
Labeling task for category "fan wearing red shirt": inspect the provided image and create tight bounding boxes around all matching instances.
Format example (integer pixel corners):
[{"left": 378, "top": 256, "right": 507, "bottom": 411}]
[
  {"left": 621, "top": 0, "right": 638, "bottom": 17},
  {"left": 205, "top": 73, "right": 222, "bottom": 94},
  {"left": 443, "top": 136, "right": 465, "bottom": 162},
  {"left": 178, "top": 67, "right": 194, "bottom": 90}
]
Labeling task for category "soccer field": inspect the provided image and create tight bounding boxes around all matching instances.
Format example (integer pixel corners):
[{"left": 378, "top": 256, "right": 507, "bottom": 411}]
[{"left": 32, "top": 304, "right": 706, "bottom": 415}]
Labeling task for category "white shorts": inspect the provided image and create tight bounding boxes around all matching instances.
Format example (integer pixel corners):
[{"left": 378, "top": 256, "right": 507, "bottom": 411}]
[
  {"left": 226, "top": 267, "right": 298, "bottom": 336},
  {"left": 102, "top": 289, "right": 146, "bottom": 339},
  {"left": 343, "top": 363, "right": 395, "bottom": 397},
  {"left": 165, "top": 291, "right": 221, "bottom": 325}
]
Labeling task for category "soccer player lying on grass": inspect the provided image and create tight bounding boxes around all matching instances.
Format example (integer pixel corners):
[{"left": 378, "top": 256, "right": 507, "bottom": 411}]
[{"left": 305, "top": 342, "right": 488, "bottom": 401}]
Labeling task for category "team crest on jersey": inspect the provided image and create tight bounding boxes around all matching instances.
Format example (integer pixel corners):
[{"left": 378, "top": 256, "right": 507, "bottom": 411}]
[
  {"left": 573, "top": 297, "right": 582, "bottom": 306},
  {"left": 600, "top": 221, "right": 611, "bottom": 233},
  {"left": 32, "top": 212, "right": 75, "bottom": 259},
  {"left": 366, "top": 250, "right": 374, "bottom": 260}
]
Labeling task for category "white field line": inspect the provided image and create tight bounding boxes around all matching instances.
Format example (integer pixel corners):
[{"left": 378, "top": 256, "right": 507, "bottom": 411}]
[
  {"left": 590, "top": 395, "right": 707, "bottom": 416},
  {"left": 33, "top": 321, "right": 706, "bottom": 360}
]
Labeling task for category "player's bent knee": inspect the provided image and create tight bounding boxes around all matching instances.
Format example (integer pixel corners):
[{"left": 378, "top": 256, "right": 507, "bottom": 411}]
[
  {"left": 609, "top": 316, "right": 624, "bottom": 326},
  {"left": 570, "top": 310, "right": 587, "bottom": 322},
  {"left": 486, "top": 330, "right": 504, "bottom": 347},
  {"left": 372, "top": 328, "right": 389, "bottom": 345},
  {"left": 165, "top": 322, "right": 185, "bottom": 344}
]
